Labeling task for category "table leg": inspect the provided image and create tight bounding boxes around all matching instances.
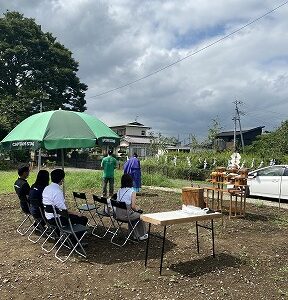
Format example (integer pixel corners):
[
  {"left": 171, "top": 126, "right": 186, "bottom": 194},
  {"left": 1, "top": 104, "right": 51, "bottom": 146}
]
[
  {"left": 243, "top": 188, "right": 247, "bottom": 217},
  {"left": 144, "top": 223, "right": 151, "bottom": 268},
  {"left": 159, "top": 225, "right": 166, "bottom": 275},
  {"left": 211, "top": 219, "right": 215, "bottom": 257},
  {"left": 235, "top": 194, "right": 238, "bottom": 217},
  {"left": 196, "top": 221, "right": 200, "bottom": 254},
  {"left": 196, "top": 220, "right": 216, "bottom": 258},
  {"left": 229, "top": 193, "right": 232, "bottom": 219},
  {"left": 217, "top": 190, "right": 220, "bottom": 210}
]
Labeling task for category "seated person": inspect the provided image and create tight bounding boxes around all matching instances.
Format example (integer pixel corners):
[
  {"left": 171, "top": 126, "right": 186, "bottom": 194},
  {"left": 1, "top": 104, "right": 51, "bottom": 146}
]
[
  {"left": 29, "top": 170, "right": 49, "bottom": 222},
  {"left": 42, "top": 169, "right": 88, "bottom": 227},
  {"left": 115, "top": 174, "right": 148, "bottom": 241},
  {"left": 14, "top": 165, "right": 30, "bottom": 214}
]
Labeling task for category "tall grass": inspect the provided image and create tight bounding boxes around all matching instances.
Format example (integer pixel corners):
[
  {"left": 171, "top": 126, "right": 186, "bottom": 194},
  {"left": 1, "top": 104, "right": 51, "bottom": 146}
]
[{"left": 0, "top": 169, "right": 194, "bottom": 195}]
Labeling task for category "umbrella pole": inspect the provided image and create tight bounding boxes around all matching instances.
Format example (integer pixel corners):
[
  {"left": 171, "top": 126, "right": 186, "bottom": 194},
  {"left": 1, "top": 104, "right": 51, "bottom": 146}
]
[
  {"left": 61, "top": 148, "right": 65, "bottom": 195},
  {"left": 37, "top": 149, "right": 41, "bottom": 172},
  {"left": 61, "top": 148, "right": 64, "bottom": 170}
]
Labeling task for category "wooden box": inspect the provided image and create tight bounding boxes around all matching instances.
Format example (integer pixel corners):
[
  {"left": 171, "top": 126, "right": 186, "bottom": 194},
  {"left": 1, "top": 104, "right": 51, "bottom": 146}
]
[{"left": 182, "top": 187, "right": 205, "bottom": 208}]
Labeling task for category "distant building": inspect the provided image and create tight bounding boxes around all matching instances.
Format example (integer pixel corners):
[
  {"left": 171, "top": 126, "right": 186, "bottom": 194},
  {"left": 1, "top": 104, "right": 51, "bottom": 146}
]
[
  {"left": 216, "top": 126, "right": 264, "bottom": 150},
  {"left": 110, "top": 121, "right": 151, "bottom": 158},
  {"left": 166, "top": 142, "right": 191, "bottom": 153}
]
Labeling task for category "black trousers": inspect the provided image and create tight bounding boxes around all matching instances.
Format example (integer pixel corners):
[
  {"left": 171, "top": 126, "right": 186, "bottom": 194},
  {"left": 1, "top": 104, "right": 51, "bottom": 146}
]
[
  {"left": 48, "top": 213, "right": 88, "bottom": 227},
  {"left": 48, "top": 213, "right": 88, "bottom": 241}
]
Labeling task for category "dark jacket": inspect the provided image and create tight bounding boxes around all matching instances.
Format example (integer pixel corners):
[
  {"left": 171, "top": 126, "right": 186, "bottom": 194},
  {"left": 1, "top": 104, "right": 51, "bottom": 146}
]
[
  {"left": 28, "top": 184, "right": 45, "bottom": 219},
  {"left": 14, "top": 178, "right": 30, "bottom": 214}
]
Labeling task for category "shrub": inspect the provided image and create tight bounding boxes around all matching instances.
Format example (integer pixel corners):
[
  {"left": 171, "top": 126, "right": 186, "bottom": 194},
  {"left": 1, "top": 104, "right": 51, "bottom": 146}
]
[{"left": 0, "top": 159, "right": 14, "bottom": 170}]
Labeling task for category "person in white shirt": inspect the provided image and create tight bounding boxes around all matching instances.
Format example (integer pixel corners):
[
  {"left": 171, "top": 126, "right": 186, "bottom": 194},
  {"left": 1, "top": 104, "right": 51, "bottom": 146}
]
[
  {"left": 115, "top": 174, "right": 147, "bottom": 240},
  {"left": 42, "top": 169, "right": 88, "bottom": 227}
]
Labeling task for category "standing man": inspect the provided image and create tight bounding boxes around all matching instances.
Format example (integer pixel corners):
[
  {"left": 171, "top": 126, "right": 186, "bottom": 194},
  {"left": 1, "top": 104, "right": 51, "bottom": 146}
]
[
  {"left": 14, "top": 165, "right": 31, "bottom": 214},
  {"left": 123, "top": 153, "right": 142, "bottom": 192},
  {"left": 101, "top": 150, "right": 117, "bottom": 198}
]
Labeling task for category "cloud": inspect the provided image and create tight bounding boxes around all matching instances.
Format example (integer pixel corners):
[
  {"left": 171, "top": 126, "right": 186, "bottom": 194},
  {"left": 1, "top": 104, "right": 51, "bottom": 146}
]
[{"left": 1, "top": 0, "right": 288, "bottom": 140}]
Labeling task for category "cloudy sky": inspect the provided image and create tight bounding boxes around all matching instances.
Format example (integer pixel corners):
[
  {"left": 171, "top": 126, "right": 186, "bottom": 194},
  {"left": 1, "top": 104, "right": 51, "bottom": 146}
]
[{"left": 1, "top": 0, "right": 288, "bottom": 142}]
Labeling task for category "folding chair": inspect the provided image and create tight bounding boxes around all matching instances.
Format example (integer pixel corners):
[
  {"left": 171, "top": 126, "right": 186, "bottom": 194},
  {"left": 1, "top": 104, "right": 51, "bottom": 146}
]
[
  {"left": 110, "top": 199, "right": 140, "bottom": 247},
  {"left": 92, "top": 195, "right": 115, "bottom": 238},
  {"left": 72, "top": 192, "right": 97, "bottom": 227},
  {"left": 16, "top": 211, "right": 34, "bottom": 236},
  {"left": 27, "top": 201, "right": 49, "bottom": 244},
  {"left": 41, "top": 205, "right": 62, "bottom": 253},
  {"left": 44, "top": 204, "right": 89, "bottom": 262}
]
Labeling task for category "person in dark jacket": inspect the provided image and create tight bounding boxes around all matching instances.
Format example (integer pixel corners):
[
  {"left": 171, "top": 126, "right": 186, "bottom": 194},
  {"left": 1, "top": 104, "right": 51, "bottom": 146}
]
[
  {"left": 29, "top": 170, "right": 50, "bottom": 220},
  {"left": 14, "top": 165, "right": 30, "bottom": 214}
]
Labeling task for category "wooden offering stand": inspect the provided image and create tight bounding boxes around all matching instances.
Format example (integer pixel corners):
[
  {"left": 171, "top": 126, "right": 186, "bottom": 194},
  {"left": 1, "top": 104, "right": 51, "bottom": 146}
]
[
  {"left": 205, "top": 167, "right": 248, "bottom": 218},
  {"left": 182, "top": 187, "right": 206, "bottom": 209}
]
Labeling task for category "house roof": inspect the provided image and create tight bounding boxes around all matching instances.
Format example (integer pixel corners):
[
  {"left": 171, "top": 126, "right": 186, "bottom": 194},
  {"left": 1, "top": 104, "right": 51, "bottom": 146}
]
[
  {"left": 166, "top": 145, "right": 191, "bottom": 150},
  {"left": 128, "top": 121, "right": 144, "bottom": 126},
  {"left": 122, "top": 136, "right": 151, "bottom": 144},
  {"left": 217, "top": 126, "right": 265, "bottom": 137},
  {"left": 110, "top": 122, "right": 151, "bottom": 129}
]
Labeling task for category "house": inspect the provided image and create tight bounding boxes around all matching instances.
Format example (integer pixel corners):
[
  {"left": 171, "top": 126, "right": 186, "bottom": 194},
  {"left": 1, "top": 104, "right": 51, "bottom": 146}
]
[
  {"left": 216, "top": 126, "right": 264, "bottom": 150},
  {"left": 166, "top": 142, "right": 191, "bottom": 153},
  {"left": 110, "top": 121, "right": 151, "bottom": 158}
]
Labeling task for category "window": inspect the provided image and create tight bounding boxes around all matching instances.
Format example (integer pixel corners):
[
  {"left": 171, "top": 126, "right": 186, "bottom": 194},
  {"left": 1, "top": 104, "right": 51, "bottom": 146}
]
[
  {"left": 257, "top": 166, "right": 284, "bottom": 176},
  {"left": 117, "top": 129, "right": 125, "bottom": 136},
  {"left": 131, "top": 148, "right": 143, "bottom": 157},
  {"left": 141, "top": 130, "right": 145, "bottom": 136}
]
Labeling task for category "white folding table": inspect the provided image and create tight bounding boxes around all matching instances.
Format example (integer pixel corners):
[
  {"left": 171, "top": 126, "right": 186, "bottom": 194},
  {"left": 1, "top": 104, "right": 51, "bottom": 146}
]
[{"left": 141, "top": 210, "right": 222, "bottom": 275}]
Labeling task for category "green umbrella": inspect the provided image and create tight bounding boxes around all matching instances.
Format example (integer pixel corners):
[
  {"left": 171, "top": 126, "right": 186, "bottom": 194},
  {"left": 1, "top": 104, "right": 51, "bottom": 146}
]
[{"left": 0, "top": 110, "right": 120, "bottom": 150}]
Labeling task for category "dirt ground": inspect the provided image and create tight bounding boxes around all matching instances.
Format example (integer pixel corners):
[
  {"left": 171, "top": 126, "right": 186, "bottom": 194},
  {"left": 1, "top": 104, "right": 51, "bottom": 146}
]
[{"left": 0, "top": 188, "right": 287, "bottom": 300}]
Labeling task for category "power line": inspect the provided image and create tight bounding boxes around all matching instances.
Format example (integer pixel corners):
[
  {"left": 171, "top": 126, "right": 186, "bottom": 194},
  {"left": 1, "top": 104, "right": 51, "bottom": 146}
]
[{"left": 89, "top": 1, "right": 288, "bottom": 98}]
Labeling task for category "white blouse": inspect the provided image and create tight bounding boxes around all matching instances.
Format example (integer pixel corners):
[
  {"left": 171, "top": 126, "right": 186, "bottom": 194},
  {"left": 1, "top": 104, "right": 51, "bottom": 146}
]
[{"left": 117, "top": 188, "right": 134, "bottom": 206}]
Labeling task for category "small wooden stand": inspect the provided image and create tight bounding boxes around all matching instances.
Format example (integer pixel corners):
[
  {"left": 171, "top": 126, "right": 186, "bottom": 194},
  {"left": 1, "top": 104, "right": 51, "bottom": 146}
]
[
  {"left": 182, "top": 187, "right": 206, "bottom": 209},
  {"left": 228, "top": 186, "right": 246, "bottom": 218},
  {"left": 205, "top": 167, "right": 248, "bottom": 219}
]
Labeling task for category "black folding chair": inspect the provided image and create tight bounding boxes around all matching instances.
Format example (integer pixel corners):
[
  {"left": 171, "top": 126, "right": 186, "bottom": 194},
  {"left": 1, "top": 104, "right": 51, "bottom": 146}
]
[
  {"left": 92, "top": 195, "right": 115, "bottom": 238},
  {"left": 110, "top": 199, "right": 140, "bottom": 247},
  {"left": 44, "top": 204, "right": 89, "bottom": 262},
  {"left": 72, "top": 192, "right": 97, "bottom": 228}
]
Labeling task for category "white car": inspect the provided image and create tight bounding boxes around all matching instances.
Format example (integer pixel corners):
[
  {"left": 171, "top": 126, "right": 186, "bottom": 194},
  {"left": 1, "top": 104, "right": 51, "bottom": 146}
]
[{"left": 247, "top": 165, "right": 288, "bottom": 200}]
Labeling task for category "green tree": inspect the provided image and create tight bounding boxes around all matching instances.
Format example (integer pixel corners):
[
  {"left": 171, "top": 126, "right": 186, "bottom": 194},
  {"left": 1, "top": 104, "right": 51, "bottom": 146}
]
[
  {"left": 247, "top": 120, "right": 288, "bottom": 161},
  {"left": 189, "top": 133, "right": 200, "bottom": 151},
  {"left": 208, "top": 118, "right": 222, "bottom": 145},
  {"left": 201, "top": 118, "right": 222, "bottom": 149},
  {"left": 0, "top": 11, "right": 87, "bottom": 139},
  {"left": 148, "top": 132, "right": 178, "bottom": 156}
]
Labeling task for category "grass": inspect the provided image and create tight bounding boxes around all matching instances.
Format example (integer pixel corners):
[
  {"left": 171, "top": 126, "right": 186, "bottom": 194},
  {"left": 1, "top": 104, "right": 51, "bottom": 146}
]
[
  {"left": 254, "top": 199, "right": 266, "bottom": 208},
  {"left": 270, "top": 214, "right": 288, "bottom": 227},
  {"left": 0, "top": 171, "right": 37, "bottom": 194},
  {"left": 0, "top": 169, "right": 201, "bottom": 194}
]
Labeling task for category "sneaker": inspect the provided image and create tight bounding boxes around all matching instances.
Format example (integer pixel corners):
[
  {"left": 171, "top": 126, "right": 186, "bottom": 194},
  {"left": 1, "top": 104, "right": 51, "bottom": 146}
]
[{"left": 139, "top": 234, "right": 148, "bottom": 241}]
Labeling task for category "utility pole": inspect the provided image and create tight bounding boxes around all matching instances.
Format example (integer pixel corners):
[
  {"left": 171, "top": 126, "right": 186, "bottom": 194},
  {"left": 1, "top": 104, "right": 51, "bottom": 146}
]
[{"left": 232, "top": 100, "right": 245, "bottom": 153}]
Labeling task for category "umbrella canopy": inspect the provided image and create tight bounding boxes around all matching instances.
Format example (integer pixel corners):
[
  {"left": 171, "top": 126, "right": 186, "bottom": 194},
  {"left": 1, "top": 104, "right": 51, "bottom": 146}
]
[{"left": 0, "top": 110, "right": 120, "bottom": 150}]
